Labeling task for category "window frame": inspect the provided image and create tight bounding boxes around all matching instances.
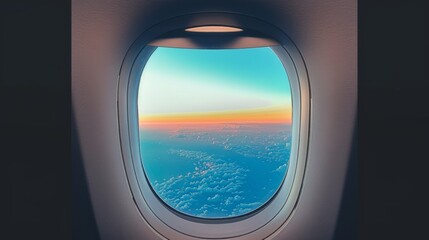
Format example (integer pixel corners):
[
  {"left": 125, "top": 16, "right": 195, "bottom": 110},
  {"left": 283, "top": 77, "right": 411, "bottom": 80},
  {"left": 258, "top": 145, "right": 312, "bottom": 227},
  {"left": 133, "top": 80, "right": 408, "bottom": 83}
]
[{"left": 117, "top": 12, "right": 311, "bottom": 239}]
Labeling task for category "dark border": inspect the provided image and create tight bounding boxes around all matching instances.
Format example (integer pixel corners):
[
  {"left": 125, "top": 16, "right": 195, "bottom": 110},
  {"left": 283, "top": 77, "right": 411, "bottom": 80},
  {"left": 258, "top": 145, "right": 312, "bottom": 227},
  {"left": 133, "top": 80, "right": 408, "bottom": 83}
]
[
  {"left": 2, "top": 1, "right": 74, "bottom": 240},
  {"left": 359, "top": 0, "right": 429, "bottom": 239}
]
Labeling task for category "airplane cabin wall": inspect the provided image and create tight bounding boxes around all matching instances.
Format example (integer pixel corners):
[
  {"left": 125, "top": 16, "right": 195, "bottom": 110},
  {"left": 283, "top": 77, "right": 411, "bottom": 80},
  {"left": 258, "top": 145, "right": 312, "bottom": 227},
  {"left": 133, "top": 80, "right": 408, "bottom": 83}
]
[{"left": 72, "top": 0, "right": 356, "bottom": 239}]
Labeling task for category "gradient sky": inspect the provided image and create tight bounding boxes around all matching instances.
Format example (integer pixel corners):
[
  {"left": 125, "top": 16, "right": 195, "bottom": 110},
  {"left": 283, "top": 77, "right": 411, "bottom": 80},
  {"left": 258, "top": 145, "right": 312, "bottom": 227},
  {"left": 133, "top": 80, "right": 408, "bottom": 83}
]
[{"left": 138, "top": 47, "right": 292, "bottom": 124}]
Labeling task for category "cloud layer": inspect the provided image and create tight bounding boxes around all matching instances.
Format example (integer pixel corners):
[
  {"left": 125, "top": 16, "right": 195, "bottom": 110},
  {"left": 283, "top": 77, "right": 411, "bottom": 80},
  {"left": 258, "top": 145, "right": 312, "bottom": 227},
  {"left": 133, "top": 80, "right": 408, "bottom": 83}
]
[{"left": 142, "top": 123, "right": 292, "bottom": 218}]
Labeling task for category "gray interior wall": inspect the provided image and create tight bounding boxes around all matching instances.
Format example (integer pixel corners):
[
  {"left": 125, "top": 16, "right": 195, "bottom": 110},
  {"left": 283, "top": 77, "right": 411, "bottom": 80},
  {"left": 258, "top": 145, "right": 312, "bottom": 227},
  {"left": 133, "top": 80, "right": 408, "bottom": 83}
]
[{"left": 72, "top": 0, "right": 356, "bottom": 239}]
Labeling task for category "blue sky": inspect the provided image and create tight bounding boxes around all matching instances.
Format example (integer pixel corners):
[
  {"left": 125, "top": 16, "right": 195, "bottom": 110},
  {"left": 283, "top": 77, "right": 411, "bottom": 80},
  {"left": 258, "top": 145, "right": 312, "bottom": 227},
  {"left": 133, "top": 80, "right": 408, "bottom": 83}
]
[{"left": 138, "top": 46, "right": 292, "bottom": 122}]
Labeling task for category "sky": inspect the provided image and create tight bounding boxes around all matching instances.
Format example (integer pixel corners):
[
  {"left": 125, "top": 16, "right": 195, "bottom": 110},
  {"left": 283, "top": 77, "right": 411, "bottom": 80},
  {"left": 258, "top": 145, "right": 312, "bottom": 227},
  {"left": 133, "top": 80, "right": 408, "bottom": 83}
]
[{"left": 138, "top": 46, "right": 292, "bottom": 124}]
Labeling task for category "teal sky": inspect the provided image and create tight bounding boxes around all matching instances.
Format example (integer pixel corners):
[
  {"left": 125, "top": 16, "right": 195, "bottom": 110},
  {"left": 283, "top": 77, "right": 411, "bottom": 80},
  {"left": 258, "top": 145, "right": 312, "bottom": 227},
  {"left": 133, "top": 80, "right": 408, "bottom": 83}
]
[{"left": 138, "top": 47, "right": 292, "bottom": 116}]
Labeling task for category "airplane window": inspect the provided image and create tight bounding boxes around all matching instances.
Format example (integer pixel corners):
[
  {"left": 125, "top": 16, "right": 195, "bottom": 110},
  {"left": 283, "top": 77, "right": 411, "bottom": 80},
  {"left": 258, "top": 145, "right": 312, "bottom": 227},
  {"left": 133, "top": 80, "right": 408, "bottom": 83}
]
[{"left": 137, "top": 46, "right": 293, "bottom": 218}]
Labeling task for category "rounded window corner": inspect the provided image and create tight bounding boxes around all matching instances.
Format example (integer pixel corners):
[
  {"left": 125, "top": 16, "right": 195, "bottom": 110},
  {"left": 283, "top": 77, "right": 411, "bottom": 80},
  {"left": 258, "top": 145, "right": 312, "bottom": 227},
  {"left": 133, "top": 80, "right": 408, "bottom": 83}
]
[{"left": 117, "top": 12, "right": 310, "bottom": 240}]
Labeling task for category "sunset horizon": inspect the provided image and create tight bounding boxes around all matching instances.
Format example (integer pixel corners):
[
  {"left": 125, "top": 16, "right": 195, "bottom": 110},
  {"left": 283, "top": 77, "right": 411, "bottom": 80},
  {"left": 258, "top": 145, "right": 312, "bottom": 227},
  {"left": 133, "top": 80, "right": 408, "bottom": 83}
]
[
  {"left": 139, "top": 106, "right": 292, "bottom": 126},
  {"left": 137, "top": 46, "right": 293, "bottom": 218}
]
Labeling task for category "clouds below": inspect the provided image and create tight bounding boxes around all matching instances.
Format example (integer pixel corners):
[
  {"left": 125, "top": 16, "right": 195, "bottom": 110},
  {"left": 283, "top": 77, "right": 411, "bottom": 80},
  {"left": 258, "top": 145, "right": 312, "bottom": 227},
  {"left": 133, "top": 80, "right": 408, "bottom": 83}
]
[{"left": 153, "top": 149, "right": 267, "bottom": 217}]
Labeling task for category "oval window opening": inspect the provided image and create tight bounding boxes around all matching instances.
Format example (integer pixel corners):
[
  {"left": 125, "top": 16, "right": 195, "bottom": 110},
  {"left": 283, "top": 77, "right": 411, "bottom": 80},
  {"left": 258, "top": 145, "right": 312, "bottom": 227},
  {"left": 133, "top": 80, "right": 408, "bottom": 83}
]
[{"left": 137, "top": 46, "right": 293, "bottom": 219}]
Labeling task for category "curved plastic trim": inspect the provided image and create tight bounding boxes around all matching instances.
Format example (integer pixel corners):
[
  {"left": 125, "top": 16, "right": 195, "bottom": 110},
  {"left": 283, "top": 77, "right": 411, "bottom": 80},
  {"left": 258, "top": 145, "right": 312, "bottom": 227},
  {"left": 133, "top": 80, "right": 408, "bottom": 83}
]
[{"left": 117, "top": 12, "right": 310, "bottom": 240}]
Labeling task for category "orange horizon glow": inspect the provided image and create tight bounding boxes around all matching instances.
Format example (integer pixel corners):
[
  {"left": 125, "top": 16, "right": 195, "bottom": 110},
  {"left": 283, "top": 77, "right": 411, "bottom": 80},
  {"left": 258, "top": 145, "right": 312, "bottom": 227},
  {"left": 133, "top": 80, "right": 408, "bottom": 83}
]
[
  {"left": 138, "top": 122, "right": 291, "bottom": 132},
  {"left": 139, "top": 107, "right": 292, "bottom": 127}
]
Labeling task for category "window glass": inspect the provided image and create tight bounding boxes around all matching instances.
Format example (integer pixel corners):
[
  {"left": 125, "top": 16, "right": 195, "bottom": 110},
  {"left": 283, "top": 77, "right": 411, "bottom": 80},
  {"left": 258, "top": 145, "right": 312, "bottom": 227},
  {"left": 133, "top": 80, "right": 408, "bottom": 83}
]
[{"left": 138, "top": 47, "right": 292, "bottom": 218}]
